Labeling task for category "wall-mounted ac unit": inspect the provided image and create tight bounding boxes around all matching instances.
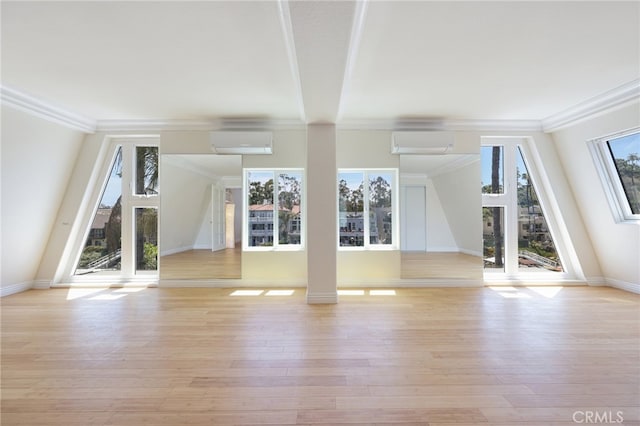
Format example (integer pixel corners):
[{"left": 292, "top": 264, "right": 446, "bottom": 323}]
[
  {"left": 391, "top": 131, "right": 454, "bottom": 154},
  {"left": 210, "top": 131, "right": 273, "bottom": 155}
]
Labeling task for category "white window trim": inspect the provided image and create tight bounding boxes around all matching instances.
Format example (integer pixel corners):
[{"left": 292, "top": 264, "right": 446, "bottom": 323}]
[
  {"left": 337, "top": 168, "right": 399, "bottom": 251},
  {"left": 481, "top": 138, "right": 577, "bottom": 281},
  {"left": 243, "top": 168, "right": 305, "bottom": 251},
  {"left": 588, "top": 127, "right": 640, "bottom": 225}
]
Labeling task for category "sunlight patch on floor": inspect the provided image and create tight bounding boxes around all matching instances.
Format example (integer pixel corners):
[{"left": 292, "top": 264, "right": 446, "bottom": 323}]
[
  {"left": 527, "top": 286, "right": 563, "bottom": 298},
  {"left": 265, "top": 290, "right": 295, "bottom": 296},
  {"left": 66, "top": 288, "right": 106, "bottom": 300},
  {"left": 88, "top": 293, "right": 127, "bottom": 301},
  {"left": 489, "top": 286, "right": 532, "bottom": 299},
  {"left": 369, "top": 289, "right": 397, "bottom": 296},
  {"left": 230, "top": 290, "right": 264, "bottom": 296},
  {"left": 337, "top": 290, "right": 365, "bottom": 296}
]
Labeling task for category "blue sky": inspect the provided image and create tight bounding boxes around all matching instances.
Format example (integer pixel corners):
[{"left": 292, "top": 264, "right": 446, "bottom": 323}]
[
  {"left": 481, "top": 147, "right": 503, "bottom": 187},
  {"left": 339, "top": 172, "right": 364, "bottom": 190},
  {"left": 100, "top": 169, "right": 121, "bottom": 207},
  {"left": 609, "top": 132, "right": 640, "bottom": 160}
]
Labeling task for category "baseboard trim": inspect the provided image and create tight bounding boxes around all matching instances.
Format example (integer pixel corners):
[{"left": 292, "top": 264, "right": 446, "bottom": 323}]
[
  {"left": 459, "top": 248, "right": 483, "bottom": 257},
  {"left": 0, "top": 281, "right": 34, "bottom": 297},
  {"left": 33, "top": 279, "right": 51, "bottom": 289},
  {"left": 606, "top": 278, "right": 640, "bottom": 294},
  {"left": 159, "top": 279, "right": 306, "bottom": 288},
  {"left": 306, "top": 291, "right": 338, "bottom": 304},
  {"left": 339, "top": 278, "right": 483, "bottom": 288},
  {"left": 586, "top": 276, "right": 607, "bottom": 286},
  {"left": 160, "top": 245, "right": 195, "bottom": 256}
]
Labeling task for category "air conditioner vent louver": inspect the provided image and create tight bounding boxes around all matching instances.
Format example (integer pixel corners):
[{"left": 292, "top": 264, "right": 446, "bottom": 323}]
[
  {"left": 391, "top": 131, "right": 454, "bottom": 154},
  {"left": 210, "top": 131, "right": 273, "bottom": 155}
]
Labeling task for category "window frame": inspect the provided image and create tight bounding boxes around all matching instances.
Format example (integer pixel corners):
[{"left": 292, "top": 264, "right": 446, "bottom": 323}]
[
  {"left": 337, "top": 168, "right": 399, "bottom": 251},
  {"left": 481, "top": 139, "right": 573, "bottom": 279},
  {"left": 243, "top": 168, "right": 305, "bottom": 251},
  {"left": 589, "top": 128, "right": 640, "bottom": 224},
  {"left": 65, "top": 138, "right": 160, "bottom": 283}
]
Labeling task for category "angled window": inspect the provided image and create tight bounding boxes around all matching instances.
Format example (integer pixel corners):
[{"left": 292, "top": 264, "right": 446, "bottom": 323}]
[
  {"left": 338, "top": 169, "right": 397, "bottom": 249},
  {"left": 482, "top": 140, "right": 567, "bottom": 276},
  {"left": 245, "top": 169, "right": 304, "bottom": 250},
  {"left": 75, "top": 148, "right": 123, "bottom": 275},
  {"left": 517, "top": 147, "right": 562, "bottom": 272},
  {"left": 71, "top": 141, "right": 159, "bottom": 280},
  {"left": 590, "top": 130, "right": 640, "bottom": 223}
]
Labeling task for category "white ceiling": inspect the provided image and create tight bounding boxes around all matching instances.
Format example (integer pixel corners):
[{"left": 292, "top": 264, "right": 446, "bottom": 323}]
[{"left": 1, "top": 1, "right": 638, "bottom": 127}]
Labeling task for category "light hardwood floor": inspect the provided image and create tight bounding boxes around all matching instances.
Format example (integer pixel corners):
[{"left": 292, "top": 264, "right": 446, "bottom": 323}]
[
  {"left": 160, "top": 248, "right": 241, "bottom": 280},
  {"left": 401, "top": 252, "right": 483, "bottom": 280},
  {"left": 1, "top": 286, "right": 639, "bottom": 425}
]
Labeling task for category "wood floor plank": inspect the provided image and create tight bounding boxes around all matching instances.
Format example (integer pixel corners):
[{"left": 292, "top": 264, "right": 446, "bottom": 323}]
[{"left": 2, "top": 286, "right": 638, "bottom": 425}]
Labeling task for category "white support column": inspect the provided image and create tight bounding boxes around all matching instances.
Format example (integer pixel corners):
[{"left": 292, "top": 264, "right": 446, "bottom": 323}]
[{"left": 306, "top": 124, "right": 338, "bottom": 304}]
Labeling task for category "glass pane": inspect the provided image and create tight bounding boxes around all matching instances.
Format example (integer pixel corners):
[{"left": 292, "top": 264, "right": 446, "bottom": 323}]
[
  {"left": 75, "top": 148, "right": 123, "bottom": 275},
  {"left": 135, "top": 146, "right": 158, "bottom": 195},
  {"left": 517, "top": 148, "right": 563, "bottom": 272},
  {"left": 481, "top": 146, "right": 504, "bottom": 194},
  {"left": 369, "top": 172, "right": 393, "bottom": 245},
  {"left": 607, "top": 132, "right": 640, "bottom": 214},
  {"left": 338, "top": 172, "right": 364, "bottom": 247},
  {"left": 278, "top": 172, "right": 302, "bottom": 245},
  {"left": 135, "top": 208, "right": 158, "bottom": 272},
  {"left": 483, "top": 207, "right": 504, "bottom": 271},
  {"left": 247, "top": 171, "right": 274, "bottom": 247}
]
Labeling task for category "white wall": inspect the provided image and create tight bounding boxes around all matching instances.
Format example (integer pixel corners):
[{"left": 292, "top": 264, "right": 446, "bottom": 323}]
[
  {"left": 1, "top": 107, "right": 84, "bottom": 295},
  {"left": 242, "top": 130, "right": 308, "bottom": 283},
  {"left": 431, "top": 161, "right": 482, "bottom": 255},
  {"left": 160, "top": 158, "right": 213, "bottom": 254},
  {"left": 425, "top": 180, "right": 458, "bottom": 251},
  {"left": 551, "top": 103, "right": 640, "bottom": 291},
  {"left": 336, "top": 130, "right": 401, "bottom": 283}
]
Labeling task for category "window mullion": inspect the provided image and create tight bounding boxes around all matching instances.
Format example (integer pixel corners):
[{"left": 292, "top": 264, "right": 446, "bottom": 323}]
[
  {"left": 273, "top": 171, "right": 278, "bottom": 248},
  {"left": 363, "top": 172, "right": 370, "bottom": 248},
  {"left": 120, "top": 144, "right": 134, "bottom": 278},
  {"left": 504, "top": 145, "right": 519, "bottom": 276}
]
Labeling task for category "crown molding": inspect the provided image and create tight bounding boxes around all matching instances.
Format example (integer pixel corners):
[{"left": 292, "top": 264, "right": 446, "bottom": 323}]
[
  {"left": 4, "top": 79, "right": 637, "bottom": 135},
  {"left": 444, "top": 119, "right": 542, "bottom": 132},
  {"left": 96, "top": 117, "right": 306, "bottom": 132},
  {"left": 1, "top": 85, "right": 97, "bottom": 133},
  {"left": 97, "top": 119, "right": 216, "bottom": 132},
  {"left": 338, "top": 118, "right": 541, "bottom": 132},
  {"left": 541, "top": 79, "right": 640, "bottom": 133}
]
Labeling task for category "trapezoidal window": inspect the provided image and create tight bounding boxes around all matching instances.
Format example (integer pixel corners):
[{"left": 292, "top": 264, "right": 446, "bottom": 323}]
[
  {"left": 590, "top": 130, "right": 640, "bottom": 223},
  {"left": 73, "top": 142, "right": 159, "bottom": 280},
  {"left": 482, "top": 140, "right": 566, "bottom": 276},
  {"left": 516, "top": 147, "right": 562, "bottom": 272},
  {"left": 75, "top": 147, "right": 123, "bottom": 275}
]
